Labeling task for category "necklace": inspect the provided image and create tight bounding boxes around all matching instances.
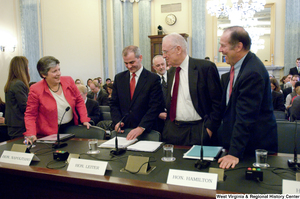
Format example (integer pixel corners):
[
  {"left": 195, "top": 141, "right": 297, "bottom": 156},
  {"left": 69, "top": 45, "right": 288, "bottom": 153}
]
[{"left": 48, "top": 83, "right": 60, "bottom": 93}]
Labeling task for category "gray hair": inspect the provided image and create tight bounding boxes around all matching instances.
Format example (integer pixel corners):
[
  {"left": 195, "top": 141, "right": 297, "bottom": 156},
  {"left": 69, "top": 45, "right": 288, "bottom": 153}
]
[
  {"left": 163, "top": 33, "right": 187, "bottom": 51},
  {"left": 37, "top": 56, "right": 60, "bottom": 78},
  {"left": 152, "top": 55, "right": 165, "bottom": 65},
  {"left": 122, "top": 45, "right": 141, "bottom": 58}
]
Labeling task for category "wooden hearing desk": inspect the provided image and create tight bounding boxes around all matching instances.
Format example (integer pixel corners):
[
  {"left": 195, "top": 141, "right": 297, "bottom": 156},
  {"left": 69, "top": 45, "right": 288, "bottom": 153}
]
[{"left": 0, "top": 138, "right": 296, "bottom": 198}]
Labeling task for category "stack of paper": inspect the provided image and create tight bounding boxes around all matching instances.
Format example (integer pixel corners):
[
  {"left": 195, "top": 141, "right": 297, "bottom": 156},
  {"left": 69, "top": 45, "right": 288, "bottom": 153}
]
[
  {"left": 127, "top": 141, "right": 163, "bottom": 152},
  {"left": 183, "top": 145, "right": 223, "bottom": 161},
  {"left": 99, "top": 137, "right": 138, "bottom": 148},
  {"left": 36, "top": 134, "right": 74, "bottom": 143}
]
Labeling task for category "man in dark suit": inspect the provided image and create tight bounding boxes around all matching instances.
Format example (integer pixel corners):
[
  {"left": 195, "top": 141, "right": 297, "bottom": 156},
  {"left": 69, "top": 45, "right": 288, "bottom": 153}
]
[
  {"left": 152, "top": 55, "right": 168, "bottom": 133},
  {"left": 289, "top": 58, "right": 300, "bottom": 76},
  {"left": 283, "top": 75, "right": 299, "bottom": 103},
  {"left": 77, "top": 84, "right": 102, "bottom": 125},
  {"left": 161, "top": 33, "right": 222, "bottom": 146},
  {"left": 110, "top": 45, "right": 164, "bottom": 140},
  {"left": 218, "top": 26, "right": 277, "bottom": 169},
  {"left": 87, "top": 80, "right": 109, "bottom": 106}
]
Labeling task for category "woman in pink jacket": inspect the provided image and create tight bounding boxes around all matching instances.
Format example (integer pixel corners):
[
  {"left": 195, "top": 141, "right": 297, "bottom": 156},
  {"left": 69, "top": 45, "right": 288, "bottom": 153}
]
[{"left": 24, "top": 56, "right": 90, "bottom": 143}]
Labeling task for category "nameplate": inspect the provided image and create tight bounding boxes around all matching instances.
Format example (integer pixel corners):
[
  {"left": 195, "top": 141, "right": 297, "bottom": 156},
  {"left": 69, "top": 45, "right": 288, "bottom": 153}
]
[
  {"left": 167, "top": 169, "right": 218, "bottom": 190},
  {"left": 283, "top": 179, "right": 300, "bottom": 194},
  {"left": 0, "top": 150, "right": 33, "bottom": 166},
  {"left": 67, "top": 158, "right": 112, "bottom": 175}
]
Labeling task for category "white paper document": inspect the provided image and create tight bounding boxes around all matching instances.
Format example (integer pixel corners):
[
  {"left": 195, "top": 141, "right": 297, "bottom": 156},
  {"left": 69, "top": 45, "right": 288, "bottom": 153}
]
[
  {"left": 127, "top": 141, "right": 163, "bottom": 152},
  {"left": 99, "top": 137, "right": 137, "bottom": 148},
  {"left": 36, "top": 134, "right": 74, "bottom": 143}
]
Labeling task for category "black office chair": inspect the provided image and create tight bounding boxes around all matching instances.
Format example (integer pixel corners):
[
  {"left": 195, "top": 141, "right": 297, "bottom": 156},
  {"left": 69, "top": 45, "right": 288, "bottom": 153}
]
[
  {"left": 273, "top": 111, "right": 286, "bottom": 121},
  {"left": 277, "top": 121, "right": 300, "bottom": 153},
  {"left": 99, "top": 106, "right": 110, "bottom": 114},
  {"left": 110, "top": 128, "right": 161, "bottom": 141},
  {"left": 63, "top": 125, "right": 106, "bottom": 140}
]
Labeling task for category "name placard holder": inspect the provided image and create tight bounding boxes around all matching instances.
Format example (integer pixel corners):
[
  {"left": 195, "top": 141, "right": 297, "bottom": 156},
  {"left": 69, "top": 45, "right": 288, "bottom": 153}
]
[
  {"left": 167, "top": 169, "right": 218, "bottom": 190},
  {"left": 0, "top": 150, "right": 33, "bottom": 166},
  {"left": 283, "top": 179, "right": 300, "bottom": 194},
  {"left": 67, "top": 158, "right": 112, "bottom": 175}
]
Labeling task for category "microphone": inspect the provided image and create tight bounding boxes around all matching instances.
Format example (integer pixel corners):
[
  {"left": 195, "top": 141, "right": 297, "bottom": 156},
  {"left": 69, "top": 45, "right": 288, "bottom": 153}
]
[
  {"left": 52, "top": 107, "right": 70, "bottom": 149},
  {"left": 110, "top": 113, "right": 129, "bottom": 156},
  {"left": 195, "top": 115, "right": 211, "bottom": 170},
  {"left": 288, "top": 120, "right": 300, "bottom": 170}
]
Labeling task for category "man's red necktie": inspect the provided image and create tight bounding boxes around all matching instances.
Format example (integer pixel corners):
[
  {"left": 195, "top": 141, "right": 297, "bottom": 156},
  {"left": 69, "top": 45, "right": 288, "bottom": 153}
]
[
  {"left": 170, "top": 67, "right": 181, "bottom": 121},
  {"left": 130, "top": 73, "right": 136, "bottom": 99},
  {"left": 229, "top": 66, "right": 234, "bottom": 96}
]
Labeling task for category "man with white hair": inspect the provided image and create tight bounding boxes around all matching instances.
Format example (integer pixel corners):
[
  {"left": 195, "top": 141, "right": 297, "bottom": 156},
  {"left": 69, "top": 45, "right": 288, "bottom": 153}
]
[{"left": 161, "top": 33, "right": 222, "bottom": 146}]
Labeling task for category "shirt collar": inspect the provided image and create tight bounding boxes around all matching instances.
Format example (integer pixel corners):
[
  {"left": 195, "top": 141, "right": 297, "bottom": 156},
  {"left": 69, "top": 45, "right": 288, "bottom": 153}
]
[
  {"left": 131, "top": 65, "right": 143, "bottom": 77},
  {"left": 179, "top": 55, "right": 189, "bottom": 71}
]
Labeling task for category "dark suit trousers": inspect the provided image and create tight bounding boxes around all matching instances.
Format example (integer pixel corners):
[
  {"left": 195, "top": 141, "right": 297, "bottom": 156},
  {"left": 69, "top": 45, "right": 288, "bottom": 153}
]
[{"left": 162, "top": 120, "right": 212, "bottom": 146}]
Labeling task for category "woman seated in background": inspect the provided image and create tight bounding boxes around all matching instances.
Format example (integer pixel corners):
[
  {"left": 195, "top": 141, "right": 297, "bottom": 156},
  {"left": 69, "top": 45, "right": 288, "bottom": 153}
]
[
  {"left": 24, "top": 56, "right": 91, "bottom": 144},
  {"left": 4, "top": 56, "right": 30, "bottom": 139},
  {"left": 75, "top": 78, "right": 83, "bottom": 85},
  {"left": 106, "top": 83, "right": 113, "bottom": 99},
  {"left": 0, "top": 97, "right": 5, "bottom": 124},
  {"left": 270, "top": 78, "right": 285, "bottom": 112}
]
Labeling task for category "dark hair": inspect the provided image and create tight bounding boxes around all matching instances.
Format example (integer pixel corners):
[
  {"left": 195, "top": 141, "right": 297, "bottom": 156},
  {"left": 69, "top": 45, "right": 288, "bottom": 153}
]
[
  {"left": 106, "top": 78, "right": 111, "bottom": 81},
  {"left": 280, "top": 75, "right": 287, "bottom": 84},
  {"left": 37, "top": 56, "right": 60, "bottom": 78},
  {"left": 270, "top": 78, "right": 280, "bottom": 92},
  {"left": 224, "top": 26, "right": 251, "bottom": 51},
  {"left": 87, "top": 78, "right": 92, "bottom": 85},
  {"left": 295, "top": 81, "right": 300, "bottom": 89},
  {"left": 4, "top": 56, "right": 30, "bottom": 92},
  {"left": 297, "top": 58, "right": 300, "bottom": 61},
  {"left": 107, "top": 83, "right": 113, "bottom": 89}
]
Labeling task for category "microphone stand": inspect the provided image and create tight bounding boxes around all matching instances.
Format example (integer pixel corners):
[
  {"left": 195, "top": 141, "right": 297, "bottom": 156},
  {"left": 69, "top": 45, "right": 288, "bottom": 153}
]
[
  {"left": 110, "top": 114, "right": 128, "bottom": 156},
  {"left": 195, "top": 116, "right": 211, "bottom": 169},
  {"left": 53, "top": 107, "right": 70, "bottom": 149},
  {"left": 288, "top": 120, "right": 300, "bottom": 170}
]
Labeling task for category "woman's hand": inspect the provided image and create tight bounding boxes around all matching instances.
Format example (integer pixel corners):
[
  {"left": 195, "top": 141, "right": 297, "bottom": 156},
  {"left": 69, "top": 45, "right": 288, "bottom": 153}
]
[
  {"left": 83, "top": 122, "right": 91, "bottom": 129},
  {"left": 24, "top": 135, "right": 37, "bottom": 145}
]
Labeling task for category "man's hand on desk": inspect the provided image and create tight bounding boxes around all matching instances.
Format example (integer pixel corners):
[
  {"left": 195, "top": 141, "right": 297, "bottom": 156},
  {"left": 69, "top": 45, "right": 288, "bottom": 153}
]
[
  {"left": 115, "top": 122, "right": 125, "bottom": 133},
  {"left": 218, "top": 154, "right": 239, "bottom": 169},
  {"left": 126, "top": 127, "right": 144, "bottom": 140}
]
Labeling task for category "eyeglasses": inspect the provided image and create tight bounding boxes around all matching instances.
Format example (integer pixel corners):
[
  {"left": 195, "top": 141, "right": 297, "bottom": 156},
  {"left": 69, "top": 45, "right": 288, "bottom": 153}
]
[{"left": 162, "top": 46, "right": 177, "bottom": 54}]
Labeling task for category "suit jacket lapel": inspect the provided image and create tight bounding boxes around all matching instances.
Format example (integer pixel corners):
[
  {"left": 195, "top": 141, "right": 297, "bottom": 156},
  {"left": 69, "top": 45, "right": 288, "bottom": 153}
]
[
  {"left": 129, "top": 68, "right": 147, "bottom": 108},
  {"left": 166, "top": 67, "right": 176, "bottom": 111},
  {"left": 188, "top": 58, "right": 199, "bottom": 110}
]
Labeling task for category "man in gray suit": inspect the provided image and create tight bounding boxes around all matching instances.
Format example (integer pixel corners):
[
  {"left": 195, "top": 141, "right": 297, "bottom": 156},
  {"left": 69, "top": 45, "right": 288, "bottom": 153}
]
[{"left": 162, "top": 33, "right": 222, "bottom": 146}]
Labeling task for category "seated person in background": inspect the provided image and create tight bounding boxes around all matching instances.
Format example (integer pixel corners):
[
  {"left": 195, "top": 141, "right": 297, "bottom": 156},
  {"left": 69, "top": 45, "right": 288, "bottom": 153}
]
[
  {"left": 77, "top": 84, "right": 102, "bottom": 125},
  {"left": 285, "top": 81, "right": 300, "bottom": 110},
  {"left": 0, "top": 97, "right": 5, "bottom": 124},
  {"left": 75, "top": 79, "right": 83, "bottom": 85},
  {"left": 270, "top": 78, "right": 285, "bottom": 112},
  {"left": 24, "top": 56, "right": 91, "bottom": 143},
  {"left": 283, "top": 75, "right": 299, "bottom": 102},
  {"left": 106, "top": 83, "right": 113, "bottom": 99},
  {"left": 289, "top": 86, "right": 300, "bottom": 121},
  {"left": 86, "top": 78, "right": 93, "bottom": 92},
  {"left": 87, "top": 80, "right": 109, "bottom": 106},
  {"left": 280, "top": 75, "right": 292, "bottom": 91},
  {"left": 103, "top": 78, "right": 111, "bottom": 92}
]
